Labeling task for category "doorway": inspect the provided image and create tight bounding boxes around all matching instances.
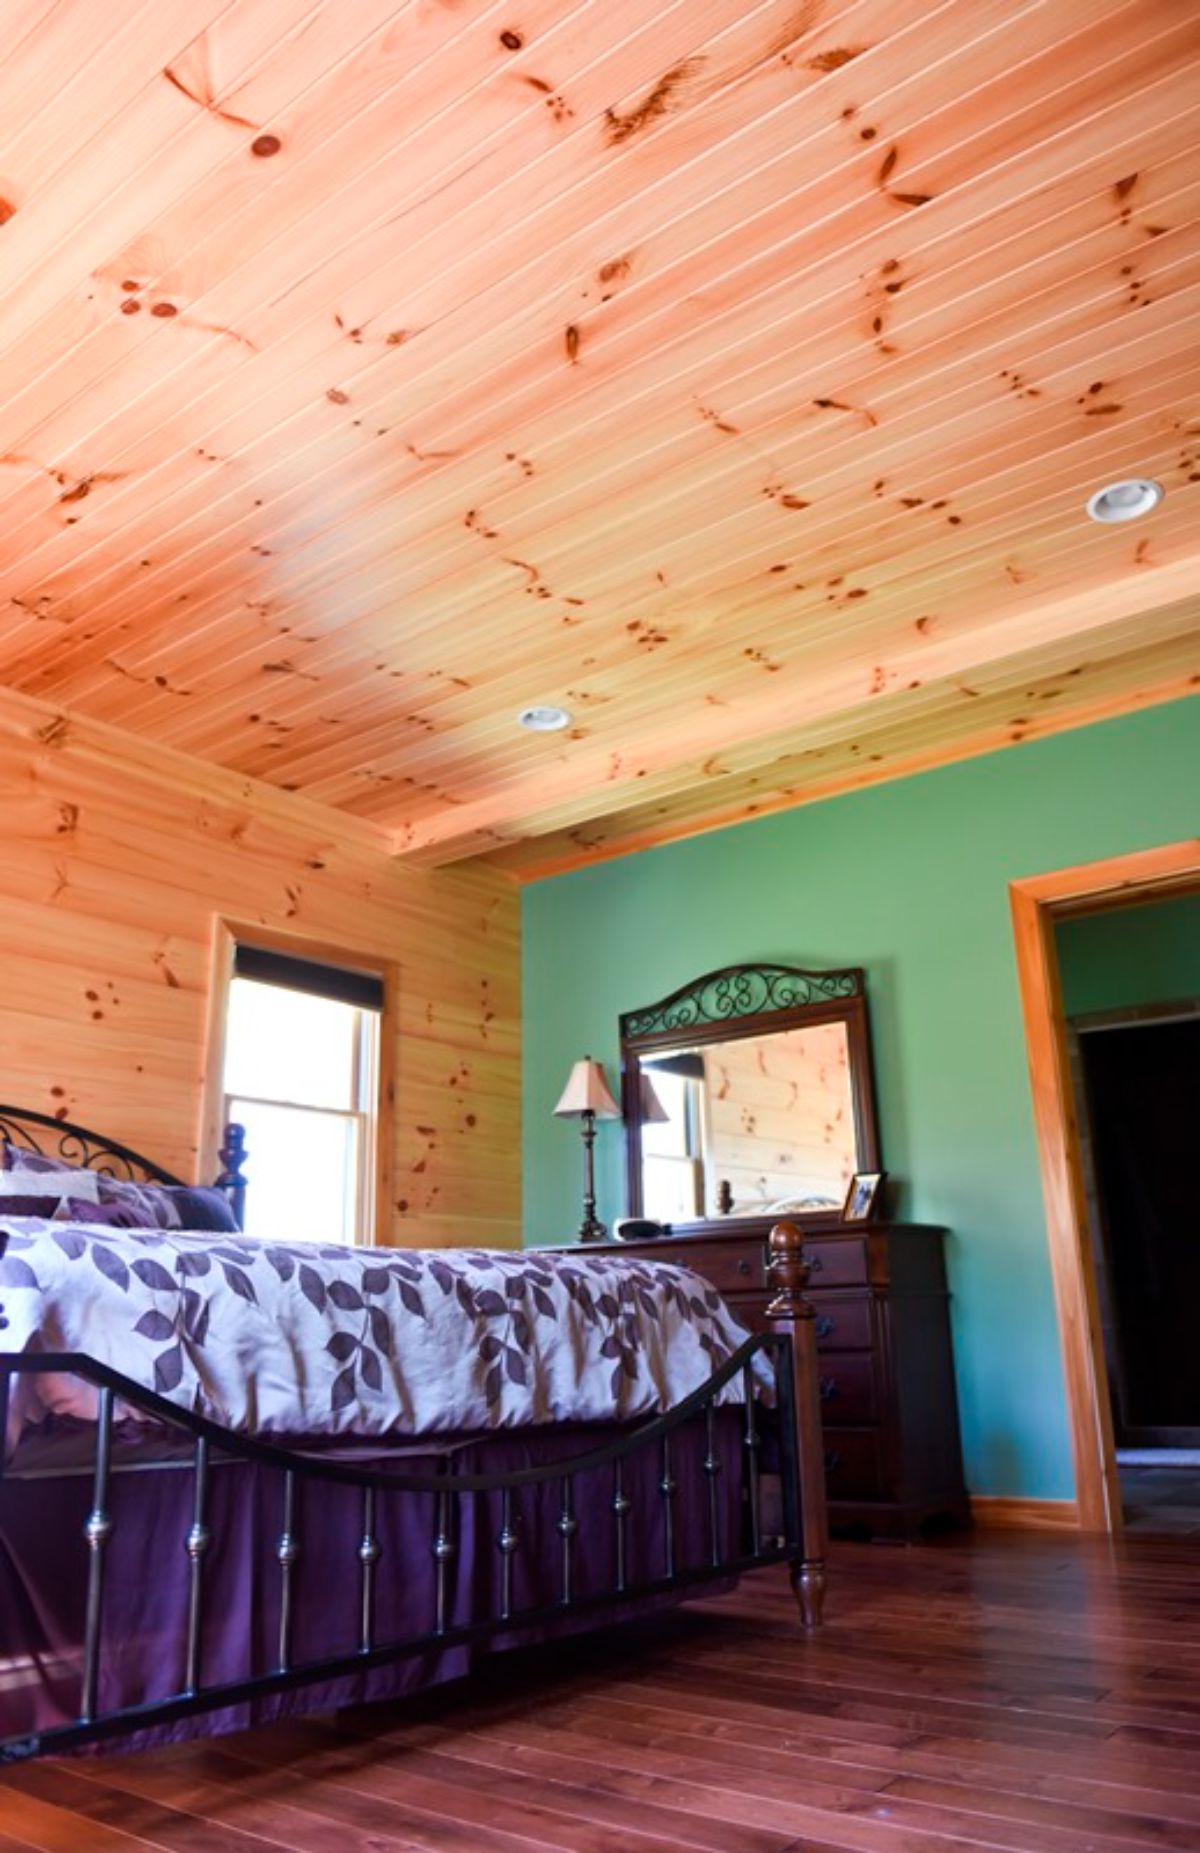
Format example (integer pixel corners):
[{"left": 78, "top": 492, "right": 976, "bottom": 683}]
[
  {"left": 1066, "top": 993, "right": 1200, "bottom": 1532},
  {"left": 1010, "top": 841, "right": 1200, "bottom": 1534}
]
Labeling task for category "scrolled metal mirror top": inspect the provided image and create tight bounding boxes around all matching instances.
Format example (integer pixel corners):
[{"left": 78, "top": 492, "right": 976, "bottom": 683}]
[
  {"left": 620, "top": 964, "right": 862, "bottom": 1038},
  {"left": 620, "top": 964, "right": 881, "bottom": 1232}
]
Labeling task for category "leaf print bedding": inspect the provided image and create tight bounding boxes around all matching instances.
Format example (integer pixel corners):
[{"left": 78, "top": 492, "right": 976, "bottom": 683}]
[{"left": 0, "top": 1220, "right": 773, "bottom": 1451}]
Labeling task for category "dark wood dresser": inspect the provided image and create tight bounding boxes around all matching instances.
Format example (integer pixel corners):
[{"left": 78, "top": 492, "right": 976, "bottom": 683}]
[{"left": 605, "top": 1222, "right": 968, "bottom": 1538}]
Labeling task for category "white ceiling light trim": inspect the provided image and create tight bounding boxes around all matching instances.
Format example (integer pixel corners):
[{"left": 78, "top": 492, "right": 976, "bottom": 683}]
[
  {"left": 517, "top": 705, "right": 572, "bottom": 732},
  {"left": 1085, "top": 479, "right": 1165, "bottom": 523}
]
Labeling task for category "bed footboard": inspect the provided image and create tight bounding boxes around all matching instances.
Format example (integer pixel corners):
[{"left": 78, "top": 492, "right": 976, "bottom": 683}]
[{"left": 0, "top": 1220, "right": 827, "bottom": 1763}]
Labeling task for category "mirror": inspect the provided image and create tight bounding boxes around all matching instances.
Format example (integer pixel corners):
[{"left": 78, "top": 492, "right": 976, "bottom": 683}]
[{"left": 621, "top": 964, "right": 881, "bottom": 1232}]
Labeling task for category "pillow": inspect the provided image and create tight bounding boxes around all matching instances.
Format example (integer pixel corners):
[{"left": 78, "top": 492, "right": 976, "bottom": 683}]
[
  {"left": 2, "top": 1144, "right": 181, "bottom": 1229},
  {"left": 0, "top": 1167, "right": 99, "bottom": 1208},
  {"left": 95, "top": 1177, "right": 183, "bottom": 1230},
  {"left": 0, "top": 1196, "right": 67, "bottom": 1221},
  {"left": 160, "top": 1185, "right": 239, "bottom": 1232},
  {"left": 3, "top": 1144, "right": 77, "bottom": 1175},
  {"left": 60, "top": 1196, "right": 147, "bottom": 1229}
]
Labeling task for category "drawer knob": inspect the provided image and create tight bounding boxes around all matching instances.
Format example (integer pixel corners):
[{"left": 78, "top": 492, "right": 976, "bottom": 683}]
[
  {"left": 824, "top": 1451, "right": 843, "bottom": 1474},
  {"left": 819, "top": 1376, "right": 838, "bottom": 1401},
  {"left": 809, "top": 1253, "right": 823, "bottom": 1273},
  {"left": 815, "top": 1315, "right": 835, "bottom": 1339},
  {"left": 736, "top": 1258, "right": 751, "bottom": 1276}
]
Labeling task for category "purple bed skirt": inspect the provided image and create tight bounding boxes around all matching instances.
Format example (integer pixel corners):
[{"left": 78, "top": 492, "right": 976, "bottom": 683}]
[{"left": 0, "top": 1412, "right": 747, "bottom": 1755}]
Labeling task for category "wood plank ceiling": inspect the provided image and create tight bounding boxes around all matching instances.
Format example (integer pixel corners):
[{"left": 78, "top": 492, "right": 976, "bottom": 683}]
[{"left": 0, "top": 0, "right": 1197, "bottom": 878}]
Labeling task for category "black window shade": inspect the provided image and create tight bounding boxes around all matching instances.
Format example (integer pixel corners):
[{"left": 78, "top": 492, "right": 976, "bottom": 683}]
[{"left": 233, "top": 944, "right": 384, "bottom": 1013}]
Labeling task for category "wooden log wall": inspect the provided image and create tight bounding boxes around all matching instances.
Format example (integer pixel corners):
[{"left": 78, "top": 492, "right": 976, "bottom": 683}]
[{"left": 0, "top": 684, "right": 520, "bottom": 1248}]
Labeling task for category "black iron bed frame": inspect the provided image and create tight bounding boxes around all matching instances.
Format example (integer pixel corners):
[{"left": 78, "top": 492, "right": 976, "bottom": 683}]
[{"left": 0, "top": 1106, "right": 828, "bottom": 1765}]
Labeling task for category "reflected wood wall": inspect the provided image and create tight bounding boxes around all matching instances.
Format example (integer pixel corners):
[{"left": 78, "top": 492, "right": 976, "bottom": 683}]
[
  {"left": 702, "top": 1023, "right": 854, "bottom": 1212},
  {"left": 0, "top": 685, "right": 520, "bottom": 1248}
]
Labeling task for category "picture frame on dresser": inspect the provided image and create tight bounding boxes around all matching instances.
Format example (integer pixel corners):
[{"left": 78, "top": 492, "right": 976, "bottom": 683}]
[{"left": 843, "top": 1171, "right": 886, "bottom": 1222}]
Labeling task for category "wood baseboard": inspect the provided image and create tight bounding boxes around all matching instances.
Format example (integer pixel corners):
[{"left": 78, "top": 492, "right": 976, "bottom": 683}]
[{"left": 970, "top": 1496, "right": 1080, "bottom": 1531}]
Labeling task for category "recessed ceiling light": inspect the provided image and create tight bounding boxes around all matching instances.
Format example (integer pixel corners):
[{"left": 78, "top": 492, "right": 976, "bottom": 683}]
[
  {"left": 517, "top": 704, "right": 572, "bottom": 732},
  {"left": 1085, "top": 478, "right": 1164, "bottom": 524}
]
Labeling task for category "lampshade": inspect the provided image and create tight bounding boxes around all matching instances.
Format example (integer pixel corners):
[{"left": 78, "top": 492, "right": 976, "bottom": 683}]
[
  {"left": 639, "top": 1073, "right": 670, "bottom": 1125},
  {"left": 553, "top": 1057, "right": 621, "bottom": 1120}
]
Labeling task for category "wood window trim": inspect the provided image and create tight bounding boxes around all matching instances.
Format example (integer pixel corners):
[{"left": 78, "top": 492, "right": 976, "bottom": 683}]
[
  {"left": 200, "top": 918, "right": 398, "bottom": 1246},
  {"left": 1009, "top": 839, "right": 1200, "bottom": 1534}
]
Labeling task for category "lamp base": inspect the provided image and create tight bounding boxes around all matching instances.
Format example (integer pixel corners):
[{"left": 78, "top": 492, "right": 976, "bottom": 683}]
[{"left": 577, "top": 1215, "right": 608, "bottom": 1245}]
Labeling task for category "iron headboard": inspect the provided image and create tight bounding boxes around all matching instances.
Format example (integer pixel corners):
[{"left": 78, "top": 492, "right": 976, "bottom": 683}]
[{"left": 0, "top": 1106, "right": 246, "bottom": 1228}]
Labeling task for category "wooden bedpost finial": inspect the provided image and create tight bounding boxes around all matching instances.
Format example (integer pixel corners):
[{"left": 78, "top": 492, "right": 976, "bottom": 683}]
[
  {"left": 216, "top": 1123, "right": 248, "bottom": 1231},
  {"left": 767, "top": 1220, "right": 828, "bottom": 1630},
  {"left": 767, "top": 1218, "right": 812, "bottom": 1315}
]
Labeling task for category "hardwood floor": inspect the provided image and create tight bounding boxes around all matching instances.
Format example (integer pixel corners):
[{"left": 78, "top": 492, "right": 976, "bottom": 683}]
[{"left": 3, "top": 1532, "right": 1199, "bottom": 1852}]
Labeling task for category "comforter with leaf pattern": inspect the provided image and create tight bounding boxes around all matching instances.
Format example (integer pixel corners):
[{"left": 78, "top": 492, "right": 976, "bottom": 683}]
[{"left": 0, "top": 1221, "right": 770, "bottom": 1449}]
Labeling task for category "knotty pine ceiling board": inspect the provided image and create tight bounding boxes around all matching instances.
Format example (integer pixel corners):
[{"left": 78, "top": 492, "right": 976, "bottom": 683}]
[{"left": 0, "top": 0, "right": 1196, "bottom": 871}]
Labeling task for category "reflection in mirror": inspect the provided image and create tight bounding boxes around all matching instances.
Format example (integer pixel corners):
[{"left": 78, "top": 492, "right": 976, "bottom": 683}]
[{"left": 639, "top": 1023, "right": 857, "bottom": 1222}]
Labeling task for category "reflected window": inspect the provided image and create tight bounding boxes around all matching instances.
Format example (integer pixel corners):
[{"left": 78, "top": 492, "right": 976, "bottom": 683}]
[
  {"left": 222, "top": 946, "right": 383, "bottom": 1244},
  {"left": 641, "top": 1058, "right": 705, "bottom": 1221}
]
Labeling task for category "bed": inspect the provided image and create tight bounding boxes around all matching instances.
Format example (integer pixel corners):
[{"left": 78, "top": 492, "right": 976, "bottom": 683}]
[{"left": 0, "top": 1105, "right": 828, "bottom": 1764}]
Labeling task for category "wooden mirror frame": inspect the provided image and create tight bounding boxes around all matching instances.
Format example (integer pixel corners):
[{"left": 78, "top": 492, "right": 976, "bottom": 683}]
[{"left": 620, "top": 963, "right": 882, "bottom": 1236}]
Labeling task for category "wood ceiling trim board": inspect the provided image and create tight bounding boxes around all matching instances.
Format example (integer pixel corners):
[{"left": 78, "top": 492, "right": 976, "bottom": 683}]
[
  {"left": 481, "top": 672, "right": 1200, "bottom": 881},
  {"left": 0, "top": 0, "right": 810, "bottom": 547},
  {"left": 85, "top": 352, "right": 1199, "bottom": 776},
  {"left": 0, "top": 680, "right": 396, "bottom": 858},
  {"left": 0, "top": 0, "right": 1148, "bottom": 600},
  {"left": 0, "top": 0, "right": 393, "bottom": 352},
  {"left": 65, "top": 253, "right": 1200, "bottom": 759},
  {"left": 374, "top": 606, "right": 1200, "bottom": 843},
  {"left": 0, "top": 1, "right": 929, "bottom": 659},
  {"left": 91, "top": 429, "right": 1200, "bottom": 814},
  {"left": 304, "top": 568, "right": 1200, "bottom": 817},
  {"left": 351, "top": 634, "right": 1200, "bottom": 832},
  {"left": 0, "top": 0, "right": 706, "bottom": 468},
  {"left": 7, "top": 28, "right": 1192, "bottom": 704},
  {"left": 0, "top": 0, "right": 528, "bottom": 536},
  {"left": 70, "top": 132, "right": 1192, "bottom": 722},
  {"left": 462, "top": 602, "right": 1200, "bottom": 841},
  {"left": 0, "top": 0, "right": 230, "bottom": 177},
  {"left": 230, "top": 490, "right": 1200, "bottom": 802},
  {"left": 388, "top": 551, "right": 1200, "bottom": 859},
  {"left": 528, "top": 626, "right": 1200, "bottom": 838},
  {"left": 130, "top": 338, "right": 1200, "bottom": 777},
  {"left": 0, "top": 0, "right": 1195, "bottom": 865},
  {"left": 0, "top": 0, "right": 79, "bottom": 78},
  {"left": 0, "top": 0, "right": 851, "bottom": 659},
  {"left": 402, "top": 491, "right": 1199, "bottom": 767},
  {"left": 78, "top": 177, "right": 1198, "bottom": 712}
]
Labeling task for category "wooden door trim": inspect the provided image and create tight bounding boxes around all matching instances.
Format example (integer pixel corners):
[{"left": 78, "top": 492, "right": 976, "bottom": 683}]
[{"left": 1009, "top": 839, "right": 1200, "bottom": 1533}]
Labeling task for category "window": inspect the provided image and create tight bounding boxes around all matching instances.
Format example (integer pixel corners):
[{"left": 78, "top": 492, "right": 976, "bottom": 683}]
[
  {"left": 221, "top": 945, "right": 383, "bottom": 1244},
  {"left": 640, "top": 1060, "right": 706, "bottom": 1221}
]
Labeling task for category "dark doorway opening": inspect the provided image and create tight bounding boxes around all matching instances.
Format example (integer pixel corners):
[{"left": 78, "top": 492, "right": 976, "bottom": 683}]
[{"left": 1075, "top": 1011, "right": 1200, "bottom": 1532}]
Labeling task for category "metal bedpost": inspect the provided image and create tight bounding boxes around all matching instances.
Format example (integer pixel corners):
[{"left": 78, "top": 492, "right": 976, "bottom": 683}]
[
  {"left": 276, "top": 1471, "right": 299, "bottom": 1672},
  {"left": 80, "top": 1387, "right": 115, "bottom": 1723},
  {"left": 742, "top": 1362, "right": 762, "bottom": 1557},
  {"left": 183, "top": 1436, "right": 210, "bottom": 1695}
]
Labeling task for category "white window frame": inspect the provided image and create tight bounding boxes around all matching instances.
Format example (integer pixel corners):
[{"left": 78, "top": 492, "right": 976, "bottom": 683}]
[{"left": 204, "top": 922, "right": 394, "bottom": 1246}]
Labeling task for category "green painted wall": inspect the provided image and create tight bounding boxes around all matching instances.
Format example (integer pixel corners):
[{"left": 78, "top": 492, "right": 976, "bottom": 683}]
[
  {"left": 1057, "top": 892, "right": 1200, "bottom": 1018},
  {"left": 522, "top": 698, "right": 1200, "bottom": 1501}
]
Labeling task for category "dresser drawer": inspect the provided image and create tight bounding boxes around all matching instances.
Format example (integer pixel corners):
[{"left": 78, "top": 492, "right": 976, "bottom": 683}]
[
  {"left": 817, "top": 1352, "right": 876, "bottom": 1424},
  {"left": 678, "top": 1240, "right": 765, "bottom": 1297},
  {"left": 822, "top": 1429, "right": 882, "bottom": 1500},
  {"left": 805, "top": 1237, "right": 868, "bottom": 1287},
  {"left": 812, "top": 1296, "right": 872, "bottom": 1351}
]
